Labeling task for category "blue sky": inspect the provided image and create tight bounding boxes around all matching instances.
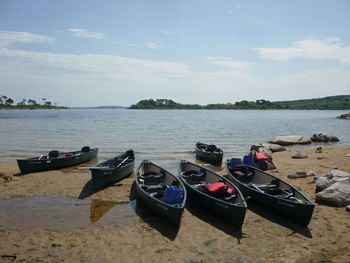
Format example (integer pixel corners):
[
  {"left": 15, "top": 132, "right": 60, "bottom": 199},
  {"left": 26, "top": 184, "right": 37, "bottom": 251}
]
[{"left": 0, "top": 0, "right": 349, "bottom": 106}]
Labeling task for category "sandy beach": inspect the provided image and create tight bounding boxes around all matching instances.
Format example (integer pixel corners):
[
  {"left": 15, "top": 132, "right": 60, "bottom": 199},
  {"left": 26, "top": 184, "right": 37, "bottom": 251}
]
[{"left": 0, "top": 145, "right": 350, "bottom": 263}]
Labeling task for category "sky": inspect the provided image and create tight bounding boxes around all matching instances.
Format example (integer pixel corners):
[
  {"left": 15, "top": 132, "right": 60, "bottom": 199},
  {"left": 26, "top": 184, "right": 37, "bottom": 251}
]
[{"left": 0, "top": 0, "right": 350, "bottom": 107}]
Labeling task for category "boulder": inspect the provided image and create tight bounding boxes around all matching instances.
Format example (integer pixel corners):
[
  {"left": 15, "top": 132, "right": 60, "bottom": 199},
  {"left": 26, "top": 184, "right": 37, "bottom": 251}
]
[
  {"left": 292, "top": 152, "right": 308, "bottom": 159},
  {"left": 316, "top": 180, "right": 350, "bottom": 207},
  {"left": 310, "top": 133, "right": 339, "bottom": 142},
  {"left": 328, "top": 169, "right": 350, "bottom": 178},
  {"left": 260, "top": 143, "right": 286, "bottom": 152},
  {"left": 336, "top": 112, "right": 350, "bottom": 120},
  {"left": 269, "top": 135, "right": 311, "bottom": 145},
  {"left": 315, "top": 177, "right": 333, "bottom": 192}
]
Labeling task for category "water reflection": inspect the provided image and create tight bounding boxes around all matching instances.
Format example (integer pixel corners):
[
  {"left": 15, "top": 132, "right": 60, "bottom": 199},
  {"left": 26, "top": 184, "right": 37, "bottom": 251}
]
[
  {"left": 90, "top": 199, "right": 128, "bottom": 224},
  {"left": 0, "top": 196, "right": 135, "bottom": 231}
]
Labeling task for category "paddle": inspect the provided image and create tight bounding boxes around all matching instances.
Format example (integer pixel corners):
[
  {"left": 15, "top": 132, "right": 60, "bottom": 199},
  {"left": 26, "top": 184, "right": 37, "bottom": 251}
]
[
  {"left": 116, "top": 156, "right": 129, "bottom": 168},
  {"left": 77, "top": 156, "right": 129, "bottom": 170}
]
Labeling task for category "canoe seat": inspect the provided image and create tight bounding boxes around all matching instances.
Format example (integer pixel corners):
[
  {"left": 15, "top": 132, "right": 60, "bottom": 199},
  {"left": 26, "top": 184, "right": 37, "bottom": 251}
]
[
  {"left": 182, "top": 170, "right": 205, "bottom": 184},
  {"left": 231, "top": 166, "right": 254, "bottom": 182},
  {"left": 139, "top": 171, "right": 165, "bottom": 184},
  {"left": 48, "top": 150, "right": 59, "bottom": 158},
  {"left": 81, "top": 146, "right": 90, "bottom": 153}
]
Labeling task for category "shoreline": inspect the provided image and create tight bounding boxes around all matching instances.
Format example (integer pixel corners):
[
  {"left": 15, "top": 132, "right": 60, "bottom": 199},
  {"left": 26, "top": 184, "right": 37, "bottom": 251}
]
[{"left": 0, "top": 145, "right": 350, "bottom": 262}]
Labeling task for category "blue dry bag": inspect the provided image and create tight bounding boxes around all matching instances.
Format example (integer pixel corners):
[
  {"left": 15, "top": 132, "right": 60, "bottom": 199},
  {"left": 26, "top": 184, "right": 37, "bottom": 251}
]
[{"left": 162, "top": 186, "right": 184, "bottom": 205}]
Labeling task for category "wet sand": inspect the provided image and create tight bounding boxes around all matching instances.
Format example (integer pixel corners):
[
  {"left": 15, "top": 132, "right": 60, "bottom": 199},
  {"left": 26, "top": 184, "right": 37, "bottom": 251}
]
[{"left": 0, "top": 145, "right": 350, "bottom": 263}]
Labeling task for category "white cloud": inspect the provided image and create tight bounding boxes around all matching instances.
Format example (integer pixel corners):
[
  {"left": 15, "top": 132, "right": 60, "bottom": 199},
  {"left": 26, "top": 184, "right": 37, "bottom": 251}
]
[
  {"left": 0, "top": 48, "right": 190, "bottom": 77},
  {"left": 1, "top": 48, "right": 349, "bottom": 107},
  {"left": 253, "top": 38, "right": 350, "bottom": 65},
  {"left": 68, "top": 28, "right": 105, "bottom": 39},
  {"left": 146, "top": 42, "right": 162, "bottom": 50},
  {"left": 0, "top": 31, "right": 54, "bottom": 48},
  {"left": 202, "top": 56, "right": 252, "bottom": 70}
]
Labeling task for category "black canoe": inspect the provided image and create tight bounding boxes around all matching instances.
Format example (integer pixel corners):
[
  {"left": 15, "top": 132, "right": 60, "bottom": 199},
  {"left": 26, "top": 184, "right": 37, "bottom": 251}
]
[
  {"left": 17, "top": 146, "right": 98, "bottom": 174},
  {"left": 135, "top": 160, "right": 187, "bottom": 226},
  {"left": 195, "top": 142, "right": 223, "bottom": 166},
  {"left": 90, "top": 149, "right": 135, "bottom": 188},
  {"left": 178, "top": 160, "right": 247, "bottom": 227},
  {"left": 225, "top": 158, "right": 315, "bottom": 226}
]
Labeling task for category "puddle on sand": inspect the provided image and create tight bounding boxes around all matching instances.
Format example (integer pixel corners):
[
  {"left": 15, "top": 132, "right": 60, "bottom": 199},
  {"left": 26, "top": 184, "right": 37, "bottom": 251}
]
[{"left": 0, "top": 196, "right": 136, "bottom": 231}]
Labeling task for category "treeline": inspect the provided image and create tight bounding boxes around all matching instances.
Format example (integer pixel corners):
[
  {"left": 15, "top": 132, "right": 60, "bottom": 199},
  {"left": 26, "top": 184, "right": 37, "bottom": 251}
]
[
  {"left": 0, "top": 95, "right": 67, "bottom": 109},
  {"left": 129, "top": 95, "right": 350, "bottom": 110}
]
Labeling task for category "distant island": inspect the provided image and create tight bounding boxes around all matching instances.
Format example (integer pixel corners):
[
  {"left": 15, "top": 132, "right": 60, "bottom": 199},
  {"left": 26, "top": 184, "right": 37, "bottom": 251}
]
[
  {"left": 129, "top": 95, "right": 350, "bottom": 110},
  {"left": 0, "top": 95, "right": 68, "bottom": 109}
]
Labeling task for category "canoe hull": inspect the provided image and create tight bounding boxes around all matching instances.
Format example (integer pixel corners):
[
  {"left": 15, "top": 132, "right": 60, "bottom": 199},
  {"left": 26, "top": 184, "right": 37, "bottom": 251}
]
[
  {"left": 225, "top": 160, "right": 314, "bottom": 226},
  {"left": 135, "top": 160, "right": 186, "bottom": 226},
  {"left": 179, "top": 160, "right": 246, "bottom": 227},
  {"left": 195, "top": 142, "right": 223, "bottom": 166},
  {"left": 91, "top": 150, "right": 135, "bottom": 188},
  {"left": 17, "top": 148, "right": 98, "bottom": 173}
]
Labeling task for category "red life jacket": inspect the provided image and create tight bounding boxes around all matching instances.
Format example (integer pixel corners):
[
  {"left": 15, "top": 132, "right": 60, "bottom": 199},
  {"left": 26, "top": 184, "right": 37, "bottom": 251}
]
[
  {"left": 255, "top": 152, "right": 268, "bottom": 160},
  {"left": 204, "top": 182, "right": 233, "bottom": 195}
]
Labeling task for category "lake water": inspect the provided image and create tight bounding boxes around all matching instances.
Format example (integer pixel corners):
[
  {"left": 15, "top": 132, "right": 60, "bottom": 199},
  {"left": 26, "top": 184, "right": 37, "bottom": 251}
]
[{"left": 0, "top": 109, "right": 349, "bottom": 171}]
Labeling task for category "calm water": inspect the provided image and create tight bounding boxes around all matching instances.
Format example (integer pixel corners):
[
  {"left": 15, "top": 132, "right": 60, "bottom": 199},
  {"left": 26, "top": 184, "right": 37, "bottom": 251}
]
[{"left": 0, "top": 109, "right": 349, "bottom": 171}]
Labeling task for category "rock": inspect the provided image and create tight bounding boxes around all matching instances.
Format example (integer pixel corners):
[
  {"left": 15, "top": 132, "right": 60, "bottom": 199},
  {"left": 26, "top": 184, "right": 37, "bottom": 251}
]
[
  {"left": 329, "top": 169, "right": 350, "bottom": 178},
  {"left": 292, "top": 152, "right": 308, "bottom": 159},
  {"left": 269, "top": 135, "right": 311, "bottom": 145},
  {"left": 315, "top": 146, "right": 323, "bottom": 153},
  {"left": 260, "top": 143, "right": 286, "bottom": 152},
  {"left": 336, "top": 112, "right": 350, "bottom": 120},
  {"left": 310, "top": 133, "right": 339, "bottom": 142},
  {"left": 316, "top": 180, "right": 350, "bottom": 207},
  {"left": 306, "top": 171, "right": 316, "bottom": 177},
  {"left": 347, "top": 154, "right": 350, "bottom": 157},
  {"left": 346, "top": 205, "right": 350, "bottom": 212},
  {"left": 288, "top": 170, "right": 315, "bottom": 179},
  {"left": 315, "top": 177, "right": 333, "bottom": 192},
  {"left": 317, "top": 156, "right": 326, "bottom": 160},
  {"left": 257, "top": 147, "right": 272, "bottom": 158}
]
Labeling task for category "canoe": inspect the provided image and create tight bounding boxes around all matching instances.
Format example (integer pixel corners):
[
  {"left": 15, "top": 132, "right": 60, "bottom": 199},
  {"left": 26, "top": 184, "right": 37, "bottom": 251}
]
[
  {"left": 135, "top": 160, "right": 187, "bottom": 225},
  {"left": 90, "top": 149, "right": 135, "bottom": 188},
  {"left": 195, "top": 142, "right": 223, "bottom": 166},
  {"left": 17, "top": 146, "right": 98, "bottom": 173},
  {"left": 178, "top": 160, "right": 247, "bottom": 227},
  {"left": 225, "top": 157, "right": 315, "bottom": 226}
]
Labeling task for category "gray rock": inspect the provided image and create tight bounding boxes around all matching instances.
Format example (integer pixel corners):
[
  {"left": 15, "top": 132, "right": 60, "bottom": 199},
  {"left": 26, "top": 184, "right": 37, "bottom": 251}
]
[
  {"left": 257, "top": 147, "right": 272, "bottom": 158},
  {"left": 346, "top": 205, "right": 350, "bottom": 212},
  {"left": 288, "top": 170, "right": 315, "bottom": 179},
  {"left": 306, "top": 171, "right": 316, "bottom": 177},
  {"left": 316, "top": 180, "right": 350, "bottom": 207},
  {"left": 310, "top": 133, "right": 339, "bottom": 142},
  {"left": 292, "top": 152, "right": 308, "bottom": 159},
  {"left": 347, "top": 154, "right": 350, "bottom": 157},
  {"left": 270, "top": 135, "right": 312, "bottom": 145},
  {"left": 329, "top": 169, "right": 350, "bottom": 178},
  {"left": 260, "top": 143, "right": 286, "bottom": 152},
  {"left": 315, "top": 177, "right": 333, "bottom": 192},
  {"left": 336, "top": 112, "right": 350, "bottom": 120}
]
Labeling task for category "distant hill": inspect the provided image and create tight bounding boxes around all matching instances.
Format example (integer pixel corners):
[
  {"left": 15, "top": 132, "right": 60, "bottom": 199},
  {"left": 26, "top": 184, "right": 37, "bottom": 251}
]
[
  {"left": 129, "top": 95, "right": 350, "bottom": 110},
  {"left": 273, "top": 95, "right": 350, "bottom": 110}
]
